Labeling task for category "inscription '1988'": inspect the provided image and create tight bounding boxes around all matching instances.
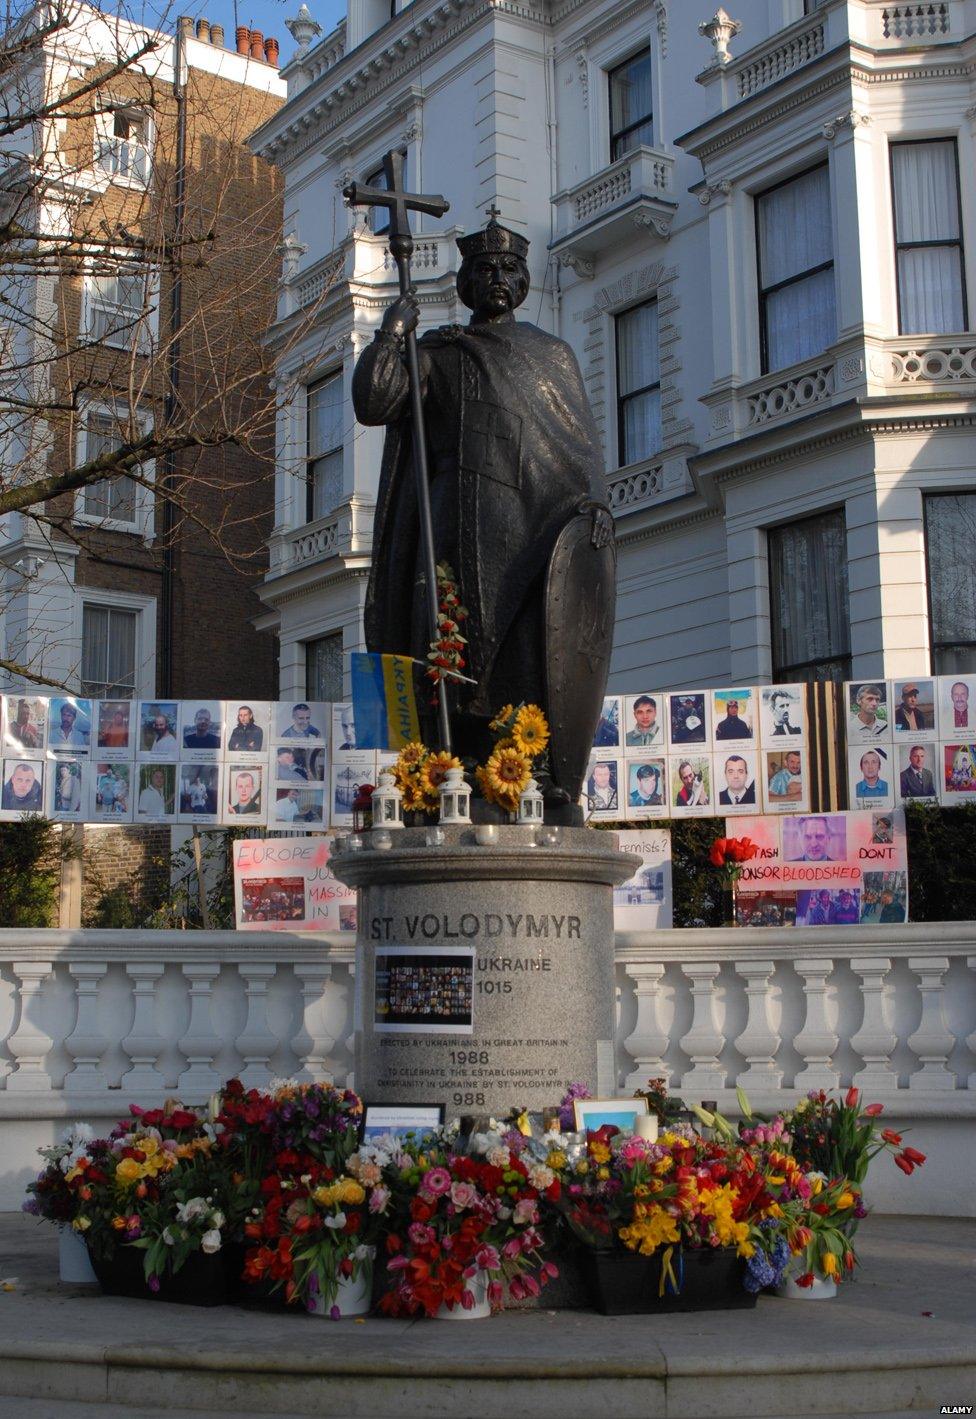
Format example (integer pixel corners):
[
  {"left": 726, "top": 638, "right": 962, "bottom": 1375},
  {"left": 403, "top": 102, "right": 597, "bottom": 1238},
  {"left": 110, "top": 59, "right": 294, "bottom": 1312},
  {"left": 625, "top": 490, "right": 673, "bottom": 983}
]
[{"left": 369, "top": 913, "right": 581, "bottom": 941}]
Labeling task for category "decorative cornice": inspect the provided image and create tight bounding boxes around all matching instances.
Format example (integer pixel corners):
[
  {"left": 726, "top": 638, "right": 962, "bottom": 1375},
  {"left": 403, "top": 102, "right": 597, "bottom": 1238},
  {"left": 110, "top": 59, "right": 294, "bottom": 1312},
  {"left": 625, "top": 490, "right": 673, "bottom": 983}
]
[
  {"left": 698, "top": 178, "right": 732, "bottom": 205},
  {"left": 575, "top": 43, "right": 588, "bottom": 108},
  {"left": 821, "top": 108, "right": 870, "bottom": 140},
  {"left": 654, "top": 1, "right": 668, "bottom": 60},
  {"left": 556, "top": 251, "right": 595, "bottom": 280}
]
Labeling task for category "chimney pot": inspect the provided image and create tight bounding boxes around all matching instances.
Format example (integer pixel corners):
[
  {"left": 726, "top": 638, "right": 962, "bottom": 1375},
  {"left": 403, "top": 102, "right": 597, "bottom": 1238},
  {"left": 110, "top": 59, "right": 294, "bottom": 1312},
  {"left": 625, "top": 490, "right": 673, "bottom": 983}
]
[
  {"left": 195, "top": 17, "right": 210, "bottom": 41},
  {"left": 249, "top": 28, "right": 265, "bottom": 59},
  {"left": 264, "top": 36, "right": 279, "bottom": 65},
  {"left": 178, "top": 14, "right": 194, "bottom": 35},
  {"left": 236, "top": 24, "right": 250, "bottom": 53},
  {"left": 211, "top": 22, "right": 225, "bottom": 46}
]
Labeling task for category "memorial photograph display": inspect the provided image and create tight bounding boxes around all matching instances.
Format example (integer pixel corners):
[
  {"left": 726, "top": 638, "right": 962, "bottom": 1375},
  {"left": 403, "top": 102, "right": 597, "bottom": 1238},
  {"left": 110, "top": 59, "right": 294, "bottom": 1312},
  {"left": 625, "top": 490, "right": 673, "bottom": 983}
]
[
  {"left": 232, "top": 836, "right": 357, "bottom": 931},
  {"left": 625, "top": 758, "right": 666, "bottom": 819},
  {"left": 47, "top": 697, "right": 92, "bottom": 752},
  {"left": 623, "top": 693, "right": 664, "bottom": 748},
  {"left": 373, "top": 948, "right": 475, "bottom": 1034},
  {"left": 592, "top": 695, "right": 621, "bottom": 750}
]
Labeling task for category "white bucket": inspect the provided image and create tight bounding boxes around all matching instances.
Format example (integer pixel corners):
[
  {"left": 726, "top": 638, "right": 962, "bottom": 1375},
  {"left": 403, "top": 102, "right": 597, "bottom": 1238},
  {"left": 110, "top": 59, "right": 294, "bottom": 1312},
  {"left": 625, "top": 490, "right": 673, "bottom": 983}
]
[
  {"left": 307, "top": 1268, "right": 371, "bottom": 1317},
  {"left": 435, "top": 1271, "right": 491, "bottom": 1320},
  {"left": 59, "top": 1227, "right": 98, "bottom": 1285},
  {"left": 775, "top": 1270, "right": 837, "bottom": 1301}
]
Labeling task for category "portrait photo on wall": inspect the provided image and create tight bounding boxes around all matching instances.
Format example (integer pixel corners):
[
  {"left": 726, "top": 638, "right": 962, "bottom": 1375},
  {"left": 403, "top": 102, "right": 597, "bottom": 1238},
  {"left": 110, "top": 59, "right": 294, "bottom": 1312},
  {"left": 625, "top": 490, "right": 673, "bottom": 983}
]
[
  {"left": 178, "top": 763, "right": 220, "bottom": 821},
  {"left": 277, "top": 701, "right": 329, "bottom": 742},
  {"left": 848, "top": 745, "right": 894, "bottom": 810},
  {"left": 138, "top": 701, "right": 180, "bottom": 759},
  {"left": 97, "top": 700, "right": 134, "bottom": 755},
  {"left": 891, "top": 679, "right": 935, "bottom": 738},
  {"left": 782, "top": 813, "right": 847, "bottom": 864},
  {"left": 224, "top": 763, "right": 265, "bottom": 822},
  {"left": 373, "top": 948, "right": 474, "bottom": 1034},
  {"left": 625, "top": 758, "right": 666, "bottom": 819},
  {"left": 136, "top": 764, "right": 177, "bottom": 821},
  {"left": 224, "top": 701, "right": 269, "bottom": 756},
  {"left": 717, "top": 750, "right": 758, "bottom": 811},
  {"left": 592, "top": 695, "right": 621, "bottom": 750},
  {"left": 3, "top": 696, "right": 47, "bottom": 753},
  {"left": 796, "top": 887, "right": 861, "bottom": 927},
  {"left": 332, "top": 703, "right": 358, "bottom": 753},
  {"left": 240, "top": 876, "right": 306, "bottom": 925},
  {"left": 624, "top": 693, "right": 664, "bottom": 749},
  {"left": 846, "top": 681, "right": 891, "bottom": 741},
  {"left": 668, "top": 692, "right": 708, "bottom": 747},
  {"left": 48, "top": 697, "right": 92, "bottom": 752},
  {"left": 271, "top": 786, "right": 326, "bottom": 827},
  {"left": 331, "top": 754, "right": 375, "bottom": 826},
  {"left": 712, "top": 688, "right": 755, "bottom": 741},
  {"left": 763, "top": 746, "right": 808, "bottom": 812},
  {"left": 584, "top": 756, "right": 620, "bottom": 818},
  {"left": 871, "top": 812, "right": 895, "bottom": 844},
  {"left": 941, "top": 742, "right": 976, "bottom": 800},
  {"left": 669, "top": 754, "right": 711, "bottom": 813},
  {"left": 273, "top": 746, "right": 323, "bottom": 783},
  {"left": 1, "top": 757, "right": 44, "bottom": 815},
  {"left": 180, "top": 701, "right": 223, "bottom": 756},
  {"left": 92, "top": 762, "right": 132, "bottom": 821},
  {"left": 938, "top": 675, "right": 976, "bottom": 739},
  {"left": 859, "top": 870, "right": 908, "bottom": 923},
  {"left": 759, "top": 684, "right": 805, "bottom": 742},
  {"left": 49, "top": 758, "right": 85, "bottom": 818},
  {"left": 896, "top": 742, "right": 938, "bottom": 801},
  {"left": 734, "top": 893, "right": 797, "bottom": 929}
]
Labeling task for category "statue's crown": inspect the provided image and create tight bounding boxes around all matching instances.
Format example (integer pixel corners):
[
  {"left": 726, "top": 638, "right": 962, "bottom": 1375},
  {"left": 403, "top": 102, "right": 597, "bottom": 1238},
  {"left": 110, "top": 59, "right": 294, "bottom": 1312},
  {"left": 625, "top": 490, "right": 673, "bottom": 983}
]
[{"left": 456, "top": 217, "right": 529, "bottom": 262}]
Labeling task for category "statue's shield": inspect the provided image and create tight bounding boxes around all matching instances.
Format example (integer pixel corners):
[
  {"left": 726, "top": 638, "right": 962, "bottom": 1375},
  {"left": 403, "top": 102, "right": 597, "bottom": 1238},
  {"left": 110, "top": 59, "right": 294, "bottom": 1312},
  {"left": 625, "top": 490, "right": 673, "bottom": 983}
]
[{"left": 545, "top": 514, "right": 618, "bottom": 798}]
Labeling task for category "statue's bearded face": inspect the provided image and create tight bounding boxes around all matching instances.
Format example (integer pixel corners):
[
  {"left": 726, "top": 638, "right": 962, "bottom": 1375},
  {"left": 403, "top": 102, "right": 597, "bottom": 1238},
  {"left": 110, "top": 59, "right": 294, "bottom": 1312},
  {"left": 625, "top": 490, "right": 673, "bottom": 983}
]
[{"left": 459, "top": 252, "right": 529, "bottom": 316}]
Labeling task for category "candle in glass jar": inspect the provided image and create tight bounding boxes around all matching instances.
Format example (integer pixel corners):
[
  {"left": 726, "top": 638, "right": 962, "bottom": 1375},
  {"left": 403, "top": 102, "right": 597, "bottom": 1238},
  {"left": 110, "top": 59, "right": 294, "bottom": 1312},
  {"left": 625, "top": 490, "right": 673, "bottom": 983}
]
[{"left": 634, "top": 1113, "right": 658, "bottom": 1142}]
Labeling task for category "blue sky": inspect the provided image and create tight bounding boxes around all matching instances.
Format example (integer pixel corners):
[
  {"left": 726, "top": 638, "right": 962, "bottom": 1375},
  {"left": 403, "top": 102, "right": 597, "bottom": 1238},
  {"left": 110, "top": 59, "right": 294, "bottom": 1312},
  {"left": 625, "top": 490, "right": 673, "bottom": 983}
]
[{"left": 200, "top": 0, "right": 344, "bottom": 51}]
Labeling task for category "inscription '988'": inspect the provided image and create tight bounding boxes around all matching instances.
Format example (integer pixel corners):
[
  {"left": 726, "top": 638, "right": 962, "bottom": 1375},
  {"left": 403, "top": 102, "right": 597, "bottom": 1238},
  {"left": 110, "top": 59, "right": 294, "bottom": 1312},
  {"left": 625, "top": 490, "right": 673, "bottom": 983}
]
[{"left": 369, "top": 912, "right": 581, "bottom": 941}]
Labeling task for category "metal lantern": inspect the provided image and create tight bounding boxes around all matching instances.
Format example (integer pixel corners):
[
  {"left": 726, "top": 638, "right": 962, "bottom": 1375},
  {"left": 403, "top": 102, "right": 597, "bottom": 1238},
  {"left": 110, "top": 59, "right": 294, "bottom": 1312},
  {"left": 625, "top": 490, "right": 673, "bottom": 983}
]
[
  {"left": 438, "top": 765, "right": 471, "bottom": 825},
  {"left": 518, "top": 776, "right": 544, "bottom": 825},
  {"left": 372, "top": 770, "right": 404, "bottom": 830},
  {"left": 351, "top": 783, "right": 375, "bottom": 833}
]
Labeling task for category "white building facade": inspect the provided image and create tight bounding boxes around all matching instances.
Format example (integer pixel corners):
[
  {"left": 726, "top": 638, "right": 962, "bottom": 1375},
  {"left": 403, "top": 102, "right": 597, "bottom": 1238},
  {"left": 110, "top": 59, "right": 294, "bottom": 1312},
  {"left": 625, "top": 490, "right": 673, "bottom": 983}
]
[{"left": 253, "top": 0, "right": 976, "bottom": 701}]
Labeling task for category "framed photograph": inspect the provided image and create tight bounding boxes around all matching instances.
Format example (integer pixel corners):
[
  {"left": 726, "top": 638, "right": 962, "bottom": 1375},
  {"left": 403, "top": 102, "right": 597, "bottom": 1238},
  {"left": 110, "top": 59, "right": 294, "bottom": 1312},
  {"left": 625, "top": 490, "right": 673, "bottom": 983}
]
[
  {"left": 339, "top": 902, "right": 357, "bottom": 932},
  {"left": 178, "top": 762, "right": 221, "bottom": 823},
  {"left": 0, "top": 757, "right": 44, "bottom": 817},
  {"left": 223, "top": 701, "right": 270, "bottom": 758},
  {"left": 90, "top": 761, "right": 133, "bottom": 822},
  {"left": 373, "top": 947, "right": 474, "bottom": 1035},
  {"left": 276, "top": 701, "right": 329, "bottom": 744},
  {"left": 270, "top": 784, "right": 326, "bottom": 828},
  {"left": 47, "top": 696, "right": 92, "bottom": 753},
  {"left": 332, "top": 702, "right": 358, "bottom": 754},
  {"left": 667, "top": 691, "right": 709, "bottom": 748},
  {"left": 361, "top": 1103, "right": 445, "bottom": 1143},
  {"left": 795, "top": 888, "right": 861, "bottom": 928},
  {"left": 762, "top": 746, "right": 808, "bottom": 813},
  {"left": 239, "top": 875, "right": 307, "bottom": 925},
  {"left": 716, "top": 749, "right": 758, "bottom": 812},
  {"left": 48, "top": 758, "right": 85, "bottom": 819},
  {"left": 871, "top": 812, "right": 895, "bottom": 845},
  {"left": 592, "top": 695, "right": 621, "bottom": 750},
  {"left": 759, "top": 684, "right": 805, "bottom": 744},
  {"left": 223, "top": 762, "right": 266, "bottom": 824},
  {"left": 180, "top": 701, "right": 223, "bottom": 759},
  {"left": 782, "top": 813, "right": 847, "bottom": 864},
  {"left": 860, "top": 870, "right": 908, "bottom": 924},
  {"left": 583, "top": 755, "right": 621, "bottom": 820},
  {"left": 712, "top": 688, "right": 755, "bottom": 743},
  {"left": 96, "top": 700, "right": 134, "bottom": 756},
  {"left": 137, "top": 701, "right": 180, "bottom": 759},
  {"left": 668, "top": 753, "right": 712, "bottom": 814},
  {"left": 624, "top": 758, "right": 667, "bottom": 820},
  {"left": 572, "top": 1096, "right": 650, "bottom": 1133},
  {"left": 331, "top": 753, "right": 376, "bottom": 827},
  {"left": 623, "top": 693, "right": 664, "bottom": 751},
  {"left": 135, "top": 763, "right": 177, "bottom": 822},
  {"left": 847, "top": 744, "right": 894, "bottom": 811},
  {"left": 937, "top": 675, "right": 976, "bottom": 740},
  {"left": 845, "top": 681, "right": 891, "bottom": 743},
  {"left": 896, "top": 741, "right": 938, "bottom": 802},
  {"left": 940, "top": 742, "right": 976, "bottom": 802},
  {"left": 3, "top": 695, "right": 47, "bottom": 754},
  {"left": 273, "top": 745, "right": 325, "bottom": 784},
  {"left": 890, "top": 679, "right": 935, "bottom": 740}
]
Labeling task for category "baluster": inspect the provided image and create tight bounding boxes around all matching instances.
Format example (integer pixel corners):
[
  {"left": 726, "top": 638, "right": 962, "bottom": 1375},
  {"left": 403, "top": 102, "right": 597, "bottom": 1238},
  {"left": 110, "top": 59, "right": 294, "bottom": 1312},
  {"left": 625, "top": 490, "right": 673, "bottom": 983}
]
[
  {"left": 679, "top": 962, "right": 726, "bottom": 1092},
  {"left": 293, "top": 964, "right": 337, "bottom": 1081},
  {"left": 733, "top": 959, "right": 782, "bottom": 1089},
  {"left": 177, "top": 963, "right": 222, "bottom": 1098},
  {"left": 64, "top": 963, "right": 108, "bottom": 1092},
  {"left": 849, "top": 956, "right": 898, "bottom": 1092},
  {"left": 907, "top": 956, "right": 955, "bottom": 1090},
  {"left": 792, "top": 958, "right": 839, "bottom": 1090},
  {"left": 7, "top": 962, "right": 54, "bottom": 1092},
  {"left": 235, "top": 962, "right": 278, "bottom": 1088},
  {"left": 621, "top": 963, "right": 671, "bottom": 1091},
  {"left": 344, "top": 961, "right": 357, "bottom": 1091},
  {"left": 967, "top": 956, "right": 976, "bottom": 1091},
  {"left": 121, "top": 964, "right": 166, "bottom": 1092}
]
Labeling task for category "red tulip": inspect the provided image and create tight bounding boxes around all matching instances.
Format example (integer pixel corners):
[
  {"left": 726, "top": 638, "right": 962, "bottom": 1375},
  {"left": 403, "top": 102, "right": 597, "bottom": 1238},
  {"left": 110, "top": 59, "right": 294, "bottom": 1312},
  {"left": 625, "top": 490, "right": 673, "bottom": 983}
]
[
  {"left": 709, "top": 839, "right": 728, "bottom": 868},
  {"left": 881, "top": 1129, "right": 902, "bottom": 1146},
  {"left": 863, "top": 1102, "right": 884, "bottom": 1116},
  {"left": 894, "top": 1154, "right": 914, "bottom": 1175},
  {"left": 845, "top": 1086, "right": 860, "bottom": 1109},
  {"left": 795, "top": 1272, "right": 815, "bottom": 1288},
  {"left": 902, "top": 1147, "right": 926, "bottom": 1166}
]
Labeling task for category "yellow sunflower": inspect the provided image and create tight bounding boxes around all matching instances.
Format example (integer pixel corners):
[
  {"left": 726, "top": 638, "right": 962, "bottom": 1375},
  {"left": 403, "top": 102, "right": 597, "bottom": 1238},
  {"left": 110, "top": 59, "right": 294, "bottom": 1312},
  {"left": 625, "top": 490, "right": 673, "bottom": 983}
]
[
  {"left": 489, "top": 704, "right": 515, "bottom": 734},
  {"left": 511, "top": 704, "right": 549, "bottom": 757},
  {"left": 419, "top": 751, "right": 462, "bottom": 800},
  {"left": 483, "top": 744, "right": 531, "bottom": 810}
]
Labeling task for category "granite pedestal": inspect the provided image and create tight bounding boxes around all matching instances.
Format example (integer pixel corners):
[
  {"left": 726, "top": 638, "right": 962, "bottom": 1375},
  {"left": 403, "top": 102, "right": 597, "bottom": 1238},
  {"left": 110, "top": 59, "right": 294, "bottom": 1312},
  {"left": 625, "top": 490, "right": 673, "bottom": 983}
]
[{"left": 332, "top": 825, "right": 633, "bottom": 1118}]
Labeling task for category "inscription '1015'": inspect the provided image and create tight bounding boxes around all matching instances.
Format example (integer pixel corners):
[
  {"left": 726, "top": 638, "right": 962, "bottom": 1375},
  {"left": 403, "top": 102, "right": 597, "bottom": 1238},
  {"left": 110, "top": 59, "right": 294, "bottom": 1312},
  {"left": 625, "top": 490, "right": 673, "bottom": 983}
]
[{"left": 369, "top": 913, "right": 582, "bottom": 941}]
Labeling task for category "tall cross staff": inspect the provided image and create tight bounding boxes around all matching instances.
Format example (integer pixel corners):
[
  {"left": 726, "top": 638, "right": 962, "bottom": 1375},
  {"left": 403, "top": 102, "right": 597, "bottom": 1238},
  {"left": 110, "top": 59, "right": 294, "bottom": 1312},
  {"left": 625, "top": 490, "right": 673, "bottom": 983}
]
[{"left": 343, "top": 151, "right": 453, "bottom": 754}]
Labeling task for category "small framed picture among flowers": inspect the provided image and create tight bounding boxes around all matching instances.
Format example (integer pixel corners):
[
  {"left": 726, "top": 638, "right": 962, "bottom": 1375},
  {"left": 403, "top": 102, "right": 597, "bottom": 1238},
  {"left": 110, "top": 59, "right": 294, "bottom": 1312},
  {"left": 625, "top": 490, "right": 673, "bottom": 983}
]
[
  {"left": 361, "top": 1103, "right": 444, "bottom": 1143},
  {"left": 573, "top": 1097, "right": 650, "bottom": 1133}
]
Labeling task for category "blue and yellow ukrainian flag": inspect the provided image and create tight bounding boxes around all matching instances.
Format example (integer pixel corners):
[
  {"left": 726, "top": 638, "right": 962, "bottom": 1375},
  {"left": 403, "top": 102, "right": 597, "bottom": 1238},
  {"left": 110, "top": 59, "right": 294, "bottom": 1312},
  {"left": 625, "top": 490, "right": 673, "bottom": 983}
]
[{"left": 350, "top": 652, "right": 421, "bottom": 750}]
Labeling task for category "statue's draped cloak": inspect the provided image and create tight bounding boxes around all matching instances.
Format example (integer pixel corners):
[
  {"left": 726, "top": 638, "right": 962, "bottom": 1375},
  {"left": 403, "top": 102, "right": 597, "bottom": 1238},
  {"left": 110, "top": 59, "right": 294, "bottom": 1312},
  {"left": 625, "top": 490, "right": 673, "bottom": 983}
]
[{"left": 356, "top": 318, "right": 604, "bottom": 713}]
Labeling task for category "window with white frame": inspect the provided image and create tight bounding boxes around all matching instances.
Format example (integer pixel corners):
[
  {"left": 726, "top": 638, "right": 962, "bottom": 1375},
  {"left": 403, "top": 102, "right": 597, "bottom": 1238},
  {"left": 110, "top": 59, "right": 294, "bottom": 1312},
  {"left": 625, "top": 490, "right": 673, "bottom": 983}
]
[
  {"left": 891, "top": 140, "right": 967, "bottom": 335},
  {"left": 608, "top": 48, "right": 653, "bottom": 162},
  {"left": 306, "top": 631, "right": 343, "bottom": 701},
  {"left": 80, "top": 603, "right": 139, "bottom": 697},
  {"left": 306, "top": 372, "right": 343, "bottom": 522},
  {"left": 76, "top": 408, "right": 151, "bottom": 533},
  {"left": 615, "top": 299, "right": 661, "bottom": 466},
  {"left": 925, "top": 493, "right": 976, "bottom": 674},
  {"left": 95, "top": 107, "right": 150, "bottom": 185},
  {"left": 768, "top": 509, "right": 851, "bottom": 682},
  {"left": 85, "top": 266, "right": 154, "bottom": 352},
  {"left": 756, "top": 164, "right": 836, "bottom": 374}
]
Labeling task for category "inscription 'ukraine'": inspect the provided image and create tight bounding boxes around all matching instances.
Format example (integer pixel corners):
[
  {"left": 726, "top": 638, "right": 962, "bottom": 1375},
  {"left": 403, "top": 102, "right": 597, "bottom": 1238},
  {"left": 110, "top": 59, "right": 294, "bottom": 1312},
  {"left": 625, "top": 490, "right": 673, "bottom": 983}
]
[{"left": 369, "top": 913, "right": 581, "bottom": 941}]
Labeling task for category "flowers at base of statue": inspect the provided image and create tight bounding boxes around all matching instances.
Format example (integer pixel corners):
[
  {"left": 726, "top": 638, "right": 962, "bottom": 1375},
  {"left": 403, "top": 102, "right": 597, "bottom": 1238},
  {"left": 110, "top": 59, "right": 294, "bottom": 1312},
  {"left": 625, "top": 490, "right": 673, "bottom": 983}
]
[
  {"left": 475, "top": 704, "right": 551, "bottom": 814},
  {"left": 708, "top": 836, "right": 759, "bottom": 889},
  {"left": 262, "top": 1081, "right": 365, "bottom": 1175},
  {"left": 557, "top": 1081, "right": 591, "bottom": 1131},
  {"left": 427, "top": 563, "right": 469, "bottom": 688},
  {"left": 778, "top": 1088, "right": 926, "bottom": 1189},
  {"left": 391, "top": 742, "right": 464, "bottom": 816},
  {"left": 129, "top": 1195, "right": 229, "bottom": 1288},
  {"left": 22, "top": 1122, "right": 96, "bottom": 1225},
  {"left": 376, "top": 1131, "right": 560, "bottom": 1317},
  {"left": 632, "top": 1077, "right": 687, "bottom": 1127}
]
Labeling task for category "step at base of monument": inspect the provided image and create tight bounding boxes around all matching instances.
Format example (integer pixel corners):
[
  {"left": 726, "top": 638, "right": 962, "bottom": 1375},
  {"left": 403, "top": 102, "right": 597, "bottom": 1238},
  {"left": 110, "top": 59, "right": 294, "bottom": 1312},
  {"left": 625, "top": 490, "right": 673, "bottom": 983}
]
[{"left": 0, "top": 1405, "right": 946, "bottom": 1419}]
